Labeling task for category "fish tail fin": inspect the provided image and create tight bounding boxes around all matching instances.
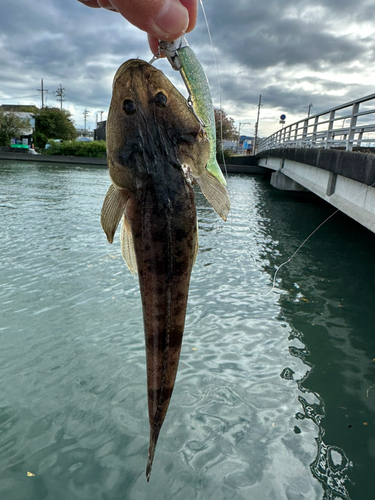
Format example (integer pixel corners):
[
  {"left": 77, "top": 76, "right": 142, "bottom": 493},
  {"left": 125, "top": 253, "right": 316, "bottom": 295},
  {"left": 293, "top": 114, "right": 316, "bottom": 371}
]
[{"left": 145, "top": 430, "right": 159, "bottom": 482}]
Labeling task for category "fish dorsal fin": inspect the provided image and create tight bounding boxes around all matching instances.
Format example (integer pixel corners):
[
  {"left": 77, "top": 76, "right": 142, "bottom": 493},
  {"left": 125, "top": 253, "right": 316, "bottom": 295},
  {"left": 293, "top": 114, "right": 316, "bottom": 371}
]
[
  {"left": 120, "top": 213, "right": 138, "bottom": 275},
  {"left": 196, "top": 169, "right": 230, "bottom": 221},
  {"left": 101, "top": 184, "right": 130, "bottom": 243}
]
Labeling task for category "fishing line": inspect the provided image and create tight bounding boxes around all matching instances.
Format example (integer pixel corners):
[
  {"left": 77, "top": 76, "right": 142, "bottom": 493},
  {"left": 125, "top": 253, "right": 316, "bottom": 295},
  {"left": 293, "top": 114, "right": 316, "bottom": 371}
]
[
  {"left": 265, "top": 179, "right": 375, "bottom": 296},
  {"left": 198, "top": 0, "right": 255, "bottom": 296},
  {"left": 264, "top": 208, "right": 339, "bottom": 296},
  {"left": 199, "top": 0, "right": 228, "bottom": 182},
  {"left": 198, "top": 0, "right": 240, "bottom": 271}
]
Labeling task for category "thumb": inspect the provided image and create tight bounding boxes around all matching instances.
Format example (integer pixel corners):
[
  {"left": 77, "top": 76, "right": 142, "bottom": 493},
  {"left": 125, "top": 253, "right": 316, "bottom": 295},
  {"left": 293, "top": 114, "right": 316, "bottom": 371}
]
[{"left": 89, "top": 0, "right": 197, "bottom": 41}]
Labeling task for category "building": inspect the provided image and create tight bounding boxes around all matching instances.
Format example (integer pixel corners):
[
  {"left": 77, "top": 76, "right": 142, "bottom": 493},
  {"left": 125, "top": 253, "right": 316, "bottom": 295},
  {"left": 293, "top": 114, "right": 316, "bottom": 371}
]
[
  {"left": 0, "top": 104, "right": 38, "bottom": 134},
  {"left": 240, "top": 135, "right": 254, "bottom": 154},
  {"left": 0, "top": 104, "right": 38, "bottom": 146},
  {"left": 94, "top": 121, "right": 106, "bottom": 141}
]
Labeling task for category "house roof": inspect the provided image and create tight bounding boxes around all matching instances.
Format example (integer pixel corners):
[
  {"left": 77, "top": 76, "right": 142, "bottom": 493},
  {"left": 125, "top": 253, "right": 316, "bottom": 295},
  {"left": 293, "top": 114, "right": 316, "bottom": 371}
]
[{"left": 0, "top": 104, "right": 39, "bottom": 113}]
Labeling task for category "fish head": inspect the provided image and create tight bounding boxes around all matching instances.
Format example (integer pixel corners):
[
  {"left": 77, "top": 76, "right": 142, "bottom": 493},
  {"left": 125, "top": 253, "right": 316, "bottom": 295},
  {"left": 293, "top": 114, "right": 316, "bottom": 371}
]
[{"left": 106, "top": 59, "right": 210, "bottom": 191}]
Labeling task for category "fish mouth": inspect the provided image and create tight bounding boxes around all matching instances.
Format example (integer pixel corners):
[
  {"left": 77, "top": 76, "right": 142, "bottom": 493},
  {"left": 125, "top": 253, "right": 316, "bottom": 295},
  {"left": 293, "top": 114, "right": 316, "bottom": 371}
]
[{"left": 112, "top": 59, "right": 154, "bottom": 86}]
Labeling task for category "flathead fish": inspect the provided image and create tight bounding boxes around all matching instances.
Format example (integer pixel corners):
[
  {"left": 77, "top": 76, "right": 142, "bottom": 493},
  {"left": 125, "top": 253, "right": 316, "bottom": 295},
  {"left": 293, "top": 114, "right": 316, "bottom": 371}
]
[{"left": 101, "top": 59, "right": 230, "bottom": 480}]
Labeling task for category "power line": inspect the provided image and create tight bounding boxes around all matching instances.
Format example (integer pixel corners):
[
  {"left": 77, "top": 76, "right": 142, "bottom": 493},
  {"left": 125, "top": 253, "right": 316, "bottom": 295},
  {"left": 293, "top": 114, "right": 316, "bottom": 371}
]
[{"left": 0, "top": 94, "right": 39, "bottom": 101}]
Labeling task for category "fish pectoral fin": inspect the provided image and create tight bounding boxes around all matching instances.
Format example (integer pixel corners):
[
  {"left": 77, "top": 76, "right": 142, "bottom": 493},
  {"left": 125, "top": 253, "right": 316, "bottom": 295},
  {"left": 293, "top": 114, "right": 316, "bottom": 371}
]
[
  {"left": 206, "top": 158, "right": 227, "bottom": 186},
  {"left": 120, "top": 213, "right": 138, "bottom": 275},
  {"left": 101, "top": 184, "right": 130, "bottom": 243},
  {"left": 196, "top": 169, "right": 230, "bottom": 221}
]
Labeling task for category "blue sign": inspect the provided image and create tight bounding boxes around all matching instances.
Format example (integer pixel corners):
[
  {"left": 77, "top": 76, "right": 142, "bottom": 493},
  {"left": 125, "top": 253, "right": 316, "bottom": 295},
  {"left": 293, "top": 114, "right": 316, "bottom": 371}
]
[{"left": 280, "top": 114, "right": 286, "bottom": 120}]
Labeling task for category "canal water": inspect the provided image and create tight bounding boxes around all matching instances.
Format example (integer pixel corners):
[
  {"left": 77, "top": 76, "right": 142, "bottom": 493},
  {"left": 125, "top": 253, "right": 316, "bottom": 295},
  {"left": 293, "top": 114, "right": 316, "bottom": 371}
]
[{"left": 0, "top": 161, "right": 374, "bottom": 500}]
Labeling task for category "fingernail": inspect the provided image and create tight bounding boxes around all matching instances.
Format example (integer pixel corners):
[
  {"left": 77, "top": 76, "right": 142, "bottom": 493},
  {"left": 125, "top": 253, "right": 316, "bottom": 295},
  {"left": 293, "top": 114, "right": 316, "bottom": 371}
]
[{"left": 155, "top": 0, "right": 188, "bottom": 38}]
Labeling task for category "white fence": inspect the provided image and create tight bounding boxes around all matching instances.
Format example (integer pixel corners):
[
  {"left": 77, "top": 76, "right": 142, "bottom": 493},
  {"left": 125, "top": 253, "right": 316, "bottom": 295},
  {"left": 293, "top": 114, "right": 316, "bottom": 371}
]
[{"left": 258, "top": 93, "right": 375, "bottom": 153}]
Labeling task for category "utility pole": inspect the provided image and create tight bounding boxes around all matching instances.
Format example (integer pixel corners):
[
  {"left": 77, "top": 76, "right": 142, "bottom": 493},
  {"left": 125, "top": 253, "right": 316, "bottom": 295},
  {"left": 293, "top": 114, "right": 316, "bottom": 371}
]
[
  {"left": 307, "top": 103, "right": 313, "bottom": 117},
  {"left": 253, "top": 94, "right": 262, "bottom": 156},
  {"left": 83, "top": 108, "right": 89, "bottom": 136},
  {"left": 98, "top": 110, "right": 104, "bottom": 122},
  {"left": 37, "top": 78, "right": 48, "bottom": 109},
  {"left": 55, "top": 84, "right": 66, "bottom": 110}
]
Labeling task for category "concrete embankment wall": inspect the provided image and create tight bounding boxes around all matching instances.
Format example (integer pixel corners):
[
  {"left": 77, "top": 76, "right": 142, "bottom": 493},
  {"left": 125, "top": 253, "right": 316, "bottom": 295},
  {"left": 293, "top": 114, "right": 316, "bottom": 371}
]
[
  {"left": 0, "top": 152, "right": 268, "bottom": 175},
  {"left": 257, "top": 148, "right": 375, "bottom": 233},
  {"left": 219, "top": 155, "right": 268, "bottom": 174},
  {"left": 0, "top": 152, "right": 107, "bottom": 166}
]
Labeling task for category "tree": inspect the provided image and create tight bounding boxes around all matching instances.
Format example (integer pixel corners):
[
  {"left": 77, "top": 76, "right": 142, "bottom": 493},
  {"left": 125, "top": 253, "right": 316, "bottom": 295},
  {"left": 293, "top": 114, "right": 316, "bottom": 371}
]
[
  {"left": 33, "top": 107, "right": 76, "bottom": 148},
  {"left": 214, "top": 109, "right": 238, "bottom": 140},
  {"left": 0, "top": 112, "right": 31, "bottom": 146},
  {"left": 214, "top": 109, "right": 238, "bottom": 155}
]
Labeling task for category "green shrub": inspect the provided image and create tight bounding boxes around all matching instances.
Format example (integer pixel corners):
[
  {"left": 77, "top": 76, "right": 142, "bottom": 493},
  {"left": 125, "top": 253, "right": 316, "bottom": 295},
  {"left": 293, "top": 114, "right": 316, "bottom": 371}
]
[
  {"left": 44, "top": 140, "right": 107, "bottom": 158},
  {"left": 34, "top": 131, "right": 49, "bottom": 149}
]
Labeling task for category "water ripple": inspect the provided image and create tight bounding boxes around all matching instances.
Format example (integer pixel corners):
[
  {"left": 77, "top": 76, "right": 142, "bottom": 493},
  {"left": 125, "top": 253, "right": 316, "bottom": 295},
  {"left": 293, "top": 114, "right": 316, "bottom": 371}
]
[{"left": 0, "top": 163, "right": 362, "bottom": 499}]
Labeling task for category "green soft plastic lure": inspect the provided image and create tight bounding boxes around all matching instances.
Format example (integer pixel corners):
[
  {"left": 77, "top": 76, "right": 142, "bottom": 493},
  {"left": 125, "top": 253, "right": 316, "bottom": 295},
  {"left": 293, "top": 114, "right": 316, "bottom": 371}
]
[{"left": 157, "top": 37, "right": 227, "bottom": 186}]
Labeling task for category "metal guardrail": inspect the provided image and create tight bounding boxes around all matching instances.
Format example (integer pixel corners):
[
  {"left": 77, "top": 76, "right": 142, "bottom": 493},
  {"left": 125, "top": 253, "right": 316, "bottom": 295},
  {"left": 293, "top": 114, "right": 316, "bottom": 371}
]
[{"left": 258, "top": 93, "right": 375, "bottom": 153}]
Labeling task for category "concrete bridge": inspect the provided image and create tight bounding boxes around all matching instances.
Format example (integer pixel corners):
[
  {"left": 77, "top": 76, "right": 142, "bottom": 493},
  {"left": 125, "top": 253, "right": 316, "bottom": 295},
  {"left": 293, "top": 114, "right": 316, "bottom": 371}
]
[{"left": 255, "top": 93, "right": 375, "bottom": 234}]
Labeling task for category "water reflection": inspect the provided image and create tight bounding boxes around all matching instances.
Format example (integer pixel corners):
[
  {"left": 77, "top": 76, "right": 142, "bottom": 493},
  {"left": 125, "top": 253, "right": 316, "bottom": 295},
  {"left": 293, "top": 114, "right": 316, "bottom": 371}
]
[{"left": 255, "top": 176, "right": 375, "bottom": 499}]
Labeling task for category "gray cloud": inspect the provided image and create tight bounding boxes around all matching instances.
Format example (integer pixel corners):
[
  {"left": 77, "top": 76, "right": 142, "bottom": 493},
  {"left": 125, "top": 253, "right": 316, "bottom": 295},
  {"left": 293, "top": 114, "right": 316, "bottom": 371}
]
[{"left": 1, "top": 0, "right": 374, "bottom": 135}]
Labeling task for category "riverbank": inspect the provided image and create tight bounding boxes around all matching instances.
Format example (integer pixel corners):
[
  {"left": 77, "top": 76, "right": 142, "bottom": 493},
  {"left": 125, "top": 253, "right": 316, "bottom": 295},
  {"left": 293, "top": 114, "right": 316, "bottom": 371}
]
[
  {"left": 0, "top": 152, "right": 107, "bottom": 166},
  {"left": 0, "top": 152, "right": 268, "bottom": 174}
]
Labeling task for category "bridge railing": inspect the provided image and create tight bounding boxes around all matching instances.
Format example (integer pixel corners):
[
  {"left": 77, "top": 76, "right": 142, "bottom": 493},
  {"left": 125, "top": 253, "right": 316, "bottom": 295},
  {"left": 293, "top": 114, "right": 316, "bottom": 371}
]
[{"left": 258, "top": 93, "right": 375, "bottom": 154}]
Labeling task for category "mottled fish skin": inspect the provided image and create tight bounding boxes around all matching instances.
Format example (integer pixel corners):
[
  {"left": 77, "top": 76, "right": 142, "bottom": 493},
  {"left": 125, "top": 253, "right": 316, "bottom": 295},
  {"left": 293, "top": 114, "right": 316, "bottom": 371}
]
[
  {"left": 102, "top": 59, "right": 210, "bottom": 480},
  {"left": 125, "top": 176, "right": 197, "bottom": 481}
]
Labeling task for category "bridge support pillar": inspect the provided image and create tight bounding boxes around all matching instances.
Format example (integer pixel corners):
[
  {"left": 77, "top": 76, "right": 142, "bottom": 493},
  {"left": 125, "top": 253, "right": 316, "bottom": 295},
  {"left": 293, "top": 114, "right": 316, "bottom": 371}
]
[{"left": 270, "top": 171, "right": 308, "bottom": 191}]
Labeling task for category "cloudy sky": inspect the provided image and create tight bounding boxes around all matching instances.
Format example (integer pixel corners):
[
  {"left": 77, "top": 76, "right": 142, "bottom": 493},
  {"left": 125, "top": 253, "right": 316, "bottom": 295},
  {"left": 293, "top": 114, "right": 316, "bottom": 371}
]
[{"left": 1, "top": 0, "right": 375, "bottom": 137}]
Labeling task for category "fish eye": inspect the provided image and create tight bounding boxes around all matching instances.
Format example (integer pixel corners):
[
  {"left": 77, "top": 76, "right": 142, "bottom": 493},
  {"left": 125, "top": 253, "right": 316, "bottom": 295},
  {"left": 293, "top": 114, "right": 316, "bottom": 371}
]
[
  {"left": 155, "top": 92, "right": 168, "bottom": 108},
  {"left": 123, "top": 99, "right": 136, "bottom": 115}
]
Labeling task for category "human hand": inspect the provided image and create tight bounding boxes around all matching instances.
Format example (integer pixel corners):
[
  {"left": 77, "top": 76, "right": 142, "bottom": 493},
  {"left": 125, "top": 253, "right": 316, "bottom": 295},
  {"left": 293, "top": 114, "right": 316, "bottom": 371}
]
[{"left": 77, "top": 0, "right": 197, "bottom": 53}]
